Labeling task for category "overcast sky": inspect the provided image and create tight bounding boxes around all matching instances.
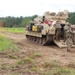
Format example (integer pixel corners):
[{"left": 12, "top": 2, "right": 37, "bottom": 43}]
[{"left": 0, "top": 0, "right": 75, "bottom": 17}]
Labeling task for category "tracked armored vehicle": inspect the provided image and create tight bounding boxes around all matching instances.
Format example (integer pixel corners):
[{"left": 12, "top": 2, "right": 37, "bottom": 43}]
[{"left": 25, "top": 10, "right": 75, "bottom": 48}]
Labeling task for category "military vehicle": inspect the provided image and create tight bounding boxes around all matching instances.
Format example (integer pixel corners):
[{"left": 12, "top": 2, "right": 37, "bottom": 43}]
[{"left": 25, "top": 10, "right": 75, "bottom": 48}]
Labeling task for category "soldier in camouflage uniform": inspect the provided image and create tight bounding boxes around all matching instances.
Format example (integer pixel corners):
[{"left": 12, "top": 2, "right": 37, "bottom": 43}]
[
  {"left": 34, "top": 16, "right": 42, "bottom": 24},
  {"left": 64, "top": 24, "right": 69, "bottom": 42},
  {"left": 55, "top": 23, "right": 62, "bottom": 41},
  {"left": 70, "top": 25, "right": 75, "bottom": 45},
  {"left": 73, "top": 34, "right": 75, "bottom": 45},
  {"left": 66, "top": 31, "right": 73, "bottom": 52}
]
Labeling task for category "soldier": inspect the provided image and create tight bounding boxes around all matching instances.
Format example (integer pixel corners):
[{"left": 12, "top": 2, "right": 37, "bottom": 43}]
[
  {"left": 70, "top": 25, "right": 75, "bottom": 45},
  {"left": 34, "top": 16, "right": 42, "bottom": 24},
  {"left": 55, "top": 21, "right": 62, "bottom": 41},
  {"left": 66, "top": 32, "right": 73, "bottom": 52},
  {"left": 64, "top": 24, "right": 69, "bottom": 42},
  {"left": 73, "top": 34, "right": 75, "bottom": 45}
]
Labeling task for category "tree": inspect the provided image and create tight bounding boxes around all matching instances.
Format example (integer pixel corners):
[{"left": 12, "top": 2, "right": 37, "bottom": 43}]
[
  {"left": 31, "top": 15, "right": 38, "bottom": 21},
  {"left": 0, "top": 15, "right": 37, "bottom": 27},
  {"left": 21, "top": 17, "right": 31, "bottom": 27},
  {"left": 67, "top": 12, "right": 75, "bottom": 24}
]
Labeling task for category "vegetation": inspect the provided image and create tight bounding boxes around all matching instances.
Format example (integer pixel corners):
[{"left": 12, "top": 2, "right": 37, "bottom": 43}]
[
  {"left": 0, "top": 36, "right": 18, "bottom": 51},
  {"left": 0, "top": 27, "right": 24, "bottom": 33},
  {"left": 0, "top": 12, "right": 75, "bottom": 74},
  {"left": 0, "top": 15, "right": 37, "bottom": 27},
  {"left": 67, "top": 12, "right": 75, "bottom": 24},
  {"left": 0, "top": 12, "right": 75, "bottom": 28},
  {"left": 40, "top": 61, "right": 75, "bottom": 75},
  {"left": 0, "top": 50, "right": 75, "bottom": 75},
  {"left": 31, "top": 52, "right": 41, "bottom": 58},
  {"left": 4, "top": 59, "right": 75, "bottom": 75},
  {"left": 5, "top": 27, "right": 24, "bottom": 33},
  {"left": 15, "top": 57, "right": 34, "bottom": 65}
]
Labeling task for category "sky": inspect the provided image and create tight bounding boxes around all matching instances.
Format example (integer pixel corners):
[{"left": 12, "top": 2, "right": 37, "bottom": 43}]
[{"left": 0, "top": 0, "right": 75, "bottom": 17}]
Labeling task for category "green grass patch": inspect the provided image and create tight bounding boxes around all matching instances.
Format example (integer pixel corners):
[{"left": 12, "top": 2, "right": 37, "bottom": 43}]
[
  {"left": 29, "top": 65, "right": 37, "bottom": 71},
  {"left": 0, "top": 36, "right": 18, "bottom": 51},
  {"left": 43, "top": 61, "right": 60, "bottom": 68},
  {"left": 0, "top": 27, "right": 25, "bottom": 33},
  {"left": 41, "top": 61, "right": 75, "bottom": 75},
  {"left": 5, "top": 28, "right": 25, "bottom": 33},
  {"left": 0, "top": 34, "right": 6, "bottom": 37},
  {"left": 31, "top": 52, "right": 41, "bottom": 58},
  {"left": 54, "top": 67, "right": 75, "bottom": 75},
  {"left": 14, "top": 57, "right": 34, "bottom": 67}
]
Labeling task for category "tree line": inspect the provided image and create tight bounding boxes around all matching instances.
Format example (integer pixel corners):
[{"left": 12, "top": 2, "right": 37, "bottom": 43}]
[
  {"left": 67, "top": 12, "right": 75, "bottom": 24},
  {"left": 0, "top": 15, "right": 37, "bottom": 27},
  {"left": 0, "top": 12, "right": 75, "bottom": 27}
]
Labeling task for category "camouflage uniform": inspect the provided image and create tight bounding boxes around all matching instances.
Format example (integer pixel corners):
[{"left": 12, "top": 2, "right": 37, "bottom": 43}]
[
  {"left": 34, "top": 16, "right": 42, "bottom": 24},
  {"left": 73, "top": 34, "right": 75, "bottom": 45},
  {"left": 70, "top": 33, "right": 75, "bottom": 45},
  {"left": 70, "top": 25, "right": 75, "bottom": 45},
  {"left": 55, "top": 24, "right": 62, "bottom": 41},
  {"left": 66, "top": 32, "right": 73, "bottom": 52},
  {"left": 64, "top": 25, "right": 69, "bottom": 42}
]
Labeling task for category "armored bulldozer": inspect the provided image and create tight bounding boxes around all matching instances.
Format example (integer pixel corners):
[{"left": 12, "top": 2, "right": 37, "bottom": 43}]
[{"left": 25, "top": 10, "right": 75, "bottom": 48}]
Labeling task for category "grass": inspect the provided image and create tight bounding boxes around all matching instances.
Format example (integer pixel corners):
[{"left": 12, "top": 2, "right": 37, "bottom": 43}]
[
  {"left": 43, "top": 61, "right": 60, "bottom": 68},
  {"left": 30, "top": 66, "right": 37, "bottom": 71},
  {"left": 9, "top": 53, "right": 75, "bottom": 75},
  {"left": 0, "top": 36, "right": 18, "bottom": 51},
  {"left": 14, "top": 52, "right": 41, "bottom": 67},
  {"left": 10, "top": 57, "right": 34, "bottom": 69},
  {"left": 16, "top": 57, "right": 34, "bottom": 65},
  {"left": 31, "top": 52, "right": 41, "bottom": 58},
  {"left": 40, "top": 61, "right": 75, "bottom": 75},
  {"left": 0, "top": 34, "right": 6, "bottom": 37},
  {"left": 0, "top": 27, "right": 75, "bottom": 75},
  {"left": 53, "top": 67, "right": 75, "bottom": 75},
  {"left": 0, "top": 51, "right": 75, "bottom": 75},
  {"left": 0, "top": 27, "right": 25, "bottom": 33},
  {"left": 10, "top": 57, "right": 35, "bottom": 70},
  {"left": 0, "top": 63, "right": 10, "bottom": 69},
  {"left": 5, "top": 27, "right": 25, "bottom": 33},
  {"left": 7, "top": 54, "right": 18, "bottom": 59}
]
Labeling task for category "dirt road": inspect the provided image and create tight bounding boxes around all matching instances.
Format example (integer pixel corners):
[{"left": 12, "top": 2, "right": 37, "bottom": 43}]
[
  {"left": 0, "top": 31, "right": 75, "bottom": 74},
  {"left": 1, "top": 31, "right": 75, "bottom": 65}
]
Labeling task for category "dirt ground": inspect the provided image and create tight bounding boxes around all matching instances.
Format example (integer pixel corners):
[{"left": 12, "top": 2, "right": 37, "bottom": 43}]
[{"left": 0, "top": 31, "right": 75, "bottom": 75}]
